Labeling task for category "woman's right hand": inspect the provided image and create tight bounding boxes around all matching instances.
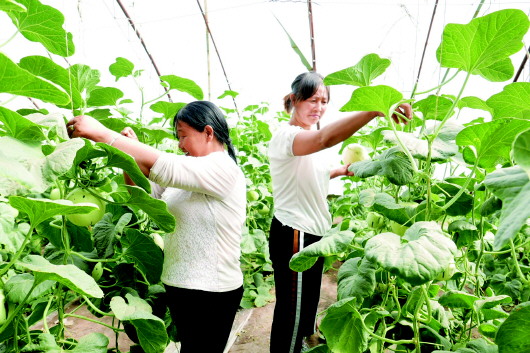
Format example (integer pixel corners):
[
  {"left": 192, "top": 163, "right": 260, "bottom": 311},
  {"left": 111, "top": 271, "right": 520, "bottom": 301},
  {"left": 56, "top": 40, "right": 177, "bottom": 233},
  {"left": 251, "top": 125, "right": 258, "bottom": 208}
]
[{"left": 67, "top": 115, "right": 114, "bottom": 143}]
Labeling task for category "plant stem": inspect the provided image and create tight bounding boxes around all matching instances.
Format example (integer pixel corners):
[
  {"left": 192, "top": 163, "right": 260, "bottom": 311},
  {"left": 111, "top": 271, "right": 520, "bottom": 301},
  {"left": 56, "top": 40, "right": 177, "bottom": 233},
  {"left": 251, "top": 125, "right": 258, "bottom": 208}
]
[
  {"left": 64, "top": 313, "right": 123, "bottom": 331},
  {"left": 510, "top": 239, "right": 529, "bottom": 285},
  {"left": 0, "top": 225, "right": 35, "bottom": 278}
]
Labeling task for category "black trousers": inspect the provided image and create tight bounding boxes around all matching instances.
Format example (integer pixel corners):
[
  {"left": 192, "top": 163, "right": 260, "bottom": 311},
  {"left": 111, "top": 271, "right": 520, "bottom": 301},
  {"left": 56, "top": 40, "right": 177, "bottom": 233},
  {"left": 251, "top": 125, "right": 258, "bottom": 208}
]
[
  {"left": 269, "top": 217, "right": 325, "bottom": 353},
  {"left": 165, "top": 285, "right": 243, "bottom": 353}
]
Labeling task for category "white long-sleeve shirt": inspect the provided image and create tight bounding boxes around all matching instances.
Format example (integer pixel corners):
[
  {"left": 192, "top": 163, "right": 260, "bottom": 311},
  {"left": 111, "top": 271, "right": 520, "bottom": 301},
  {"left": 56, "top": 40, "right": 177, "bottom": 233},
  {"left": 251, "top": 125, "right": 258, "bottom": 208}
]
[
  {"left": 268, "top": 123, "right": 332, "bottom": 236},
  {"left": 149, "top": 151, "right": 245, "bottom": 292}
]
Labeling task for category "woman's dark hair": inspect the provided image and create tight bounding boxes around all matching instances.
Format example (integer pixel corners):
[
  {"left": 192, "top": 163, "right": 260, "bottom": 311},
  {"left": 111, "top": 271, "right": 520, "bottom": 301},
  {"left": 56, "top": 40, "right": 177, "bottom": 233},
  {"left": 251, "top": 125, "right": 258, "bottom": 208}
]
[
  {"left": 173, "top": 101, "right": 237, "bottom": 163},
  {"left": 283, "top": 71, "right": 330, "bottom": 114}
]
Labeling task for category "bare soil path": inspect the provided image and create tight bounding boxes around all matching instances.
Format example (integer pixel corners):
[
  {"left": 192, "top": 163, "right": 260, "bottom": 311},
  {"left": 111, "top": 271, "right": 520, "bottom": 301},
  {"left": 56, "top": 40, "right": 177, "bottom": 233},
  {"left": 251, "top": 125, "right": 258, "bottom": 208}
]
[{"left": 34, "top": 267, "right": 338, "bottom": 353}]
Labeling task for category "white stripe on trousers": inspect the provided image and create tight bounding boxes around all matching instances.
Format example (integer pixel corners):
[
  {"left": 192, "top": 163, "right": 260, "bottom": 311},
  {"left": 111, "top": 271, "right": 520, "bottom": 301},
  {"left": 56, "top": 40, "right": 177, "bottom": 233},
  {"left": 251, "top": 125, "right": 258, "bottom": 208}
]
[{"left": 289, "top": 230, "right": 304, "bottom": 353}]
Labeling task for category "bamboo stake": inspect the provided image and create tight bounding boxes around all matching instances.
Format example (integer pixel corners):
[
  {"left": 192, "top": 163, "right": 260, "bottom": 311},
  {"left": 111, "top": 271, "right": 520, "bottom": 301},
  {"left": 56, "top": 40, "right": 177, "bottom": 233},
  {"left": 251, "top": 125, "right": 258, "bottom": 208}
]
[
  {"left": 205, "top": 0, "right": 211, "bottom": 100},
  {"left": 115, "top": 0, "right": 172, "bottom": 102},
  {"left": 307, "top": 0, "right": 320, "bottom": 129},
  {"left": 195, "top": 0, "right": 240, "bottom": 118},
  {"left": 513, "top": 46, "right": 530, "bottom": 82}
]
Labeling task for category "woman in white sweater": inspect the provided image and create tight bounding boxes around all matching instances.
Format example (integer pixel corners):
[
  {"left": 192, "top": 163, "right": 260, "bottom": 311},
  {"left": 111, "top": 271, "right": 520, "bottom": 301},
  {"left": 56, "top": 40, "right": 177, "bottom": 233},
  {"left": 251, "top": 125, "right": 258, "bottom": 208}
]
[
  {"left": 67, "top": 101, "right": 245, "bottom": 353},
  {"left": 268, "top": 72, "right": 411, "bottom": 352}
]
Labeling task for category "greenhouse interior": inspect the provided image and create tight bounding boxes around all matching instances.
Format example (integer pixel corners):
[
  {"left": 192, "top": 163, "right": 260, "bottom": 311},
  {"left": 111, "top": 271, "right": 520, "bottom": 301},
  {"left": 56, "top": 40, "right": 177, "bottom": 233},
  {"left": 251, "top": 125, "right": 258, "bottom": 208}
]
[{"left": 0, "top": 1, "right": 529, "bottom": 352}]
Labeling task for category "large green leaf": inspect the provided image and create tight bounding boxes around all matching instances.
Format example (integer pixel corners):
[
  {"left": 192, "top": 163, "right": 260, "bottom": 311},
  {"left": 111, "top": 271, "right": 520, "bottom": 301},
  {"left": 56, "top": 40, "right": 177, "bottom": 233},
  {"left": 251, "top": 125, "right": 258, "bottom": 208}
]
[
  {"left": 487, "top": 82, "right": 530, "bottom": 119},
  {"left": 337, "top": 257, "right": 377, "bottom": 302},
  {"left": 110, "top": 294, "right": 168, "bottom": 353},
  {"left": 70, "top": 333, "right": 109, "bottom": 353},
  {"left": 496, "top": 302, "right": 530, "bottom": 353},
  {"left": 436, "top": 9, "right": 529, "bottom": 81},
  {"left": 513, "top": 129, "right": 530, "bottom": 177},
  {"left": 432, "top": 182, "right": 473, "bottom": 216},
  {"left": 365, "top": 221, "right": 457, "bottom": 285},
  {"left": 457, "top": 96, "right": 494, "bottom": 116},
  {"left": 5, "top": 273, "right": 54, "bottom": 303},
  {"left": 319, "top": 297, "right": 367, "bottom": 353},
  {"left": 6, "top": 0, "right": 75, "bottom": 57},
  {"left": 0, "top": 106, "right": 46, "bottom": 141},
  {"left": 371, "top": 192, "right": 417, "bottom": 225},
  {"left": 122, "top": 229, "right": 163, "bottom": 284},
  {"left": 8, "top": 196, "right": 99, "bottom": 228},
  {"left": 484, "top": 166, "right": 530, "bottom": 250},
  {"left": 0, "top": 53, "right": 70, "bottom": 105},
  {"left": 122, "top": 186, "right": 175, "bottom": 233},
  {"left": 414, "top": 95, "right": 455, "bottom": 121},
  {"left": 17, "top": 255, "right": 103, "bottom": 298},
  {"left": 18, "top": 55, "right": 84, "bottom": 109},
  {"left": 86, "top": 86, "right": 124, "bottom": 107},
  {"left": 324, "top": 54, "right": 390, "bottom": 87},
  {"left": 160, "top": 75, "right": 204, "bottom": 100},
  {"left": 438, "top": 290, "right": 479, "bottom": 309},
  {"left": 150, "top": 101, "right": 186, "bottom": 123},
  {"left": 349, "top": 147, "right": 414, "bottom": 185},
  {"left": 0, "top": 0, "right": 25, "bottom": 12},
  {"left": 456, "top": 118, "right": 530, "bottom": 169},
  {"left": 289, "top": 231, "right": 355, "bottom": 272},
  {"left": 382, "top": 122, "right": 463, "bottom": 162},
  {"left": 339, "top": 85, "right": 403, "bottom": 114}
]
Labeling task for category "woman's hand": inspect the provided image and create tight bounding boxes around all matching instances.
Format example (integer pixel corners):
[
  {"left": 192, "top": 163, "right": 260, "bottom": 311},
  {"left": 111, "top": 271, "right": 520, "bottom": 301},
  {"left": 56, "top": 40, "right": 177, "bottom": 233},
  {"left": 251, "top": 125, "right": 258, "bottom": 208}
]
[
  {"left": 390, "top": 103, "right": 413, "bottom": 124},
  {"left": 330, "top": 164, "right": 354, "bottom": 179},
  {"left": 67, "top": 115, "right": 114, "bottom": 143},
  {"left": 120, "top": 126, "right": 138, "bottom": 141}
]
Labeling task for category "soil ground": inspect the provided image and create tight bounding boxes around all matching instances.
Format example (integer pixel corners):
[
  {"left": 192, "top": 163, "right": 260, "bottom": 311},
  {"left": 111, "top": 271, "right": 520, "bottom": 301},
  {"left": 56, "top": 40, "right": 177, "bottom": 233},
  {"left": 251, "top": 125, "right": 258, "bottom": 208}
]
[{"left": 34, "top": 267, "right": 339, "bottom": 353}]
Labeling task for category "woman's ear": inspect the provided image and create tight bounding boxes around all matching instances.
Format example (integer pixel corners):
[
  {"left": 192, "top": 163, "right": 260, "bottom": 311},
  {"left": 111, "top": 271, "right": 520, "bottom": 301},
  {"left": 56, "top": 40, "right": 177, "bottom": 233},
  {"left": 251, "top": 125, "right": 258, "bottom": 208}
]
[{"left": 204, "top": 125, "right": 215, "bottom": 142}]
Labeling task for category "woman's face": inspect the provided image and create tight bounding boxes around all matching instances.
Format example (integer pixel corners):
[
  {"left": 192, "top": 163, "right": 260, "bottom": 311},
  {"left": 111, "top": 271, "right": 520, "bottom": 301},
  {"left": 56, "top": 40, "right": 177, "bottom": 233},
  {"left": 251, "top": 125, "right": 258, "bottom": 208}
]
[
  {"left": 176, "top": 121, "right": 209, "bottom": 157},
  {"left": 292, "top": 85, "right": 329, "bottom": 129}
]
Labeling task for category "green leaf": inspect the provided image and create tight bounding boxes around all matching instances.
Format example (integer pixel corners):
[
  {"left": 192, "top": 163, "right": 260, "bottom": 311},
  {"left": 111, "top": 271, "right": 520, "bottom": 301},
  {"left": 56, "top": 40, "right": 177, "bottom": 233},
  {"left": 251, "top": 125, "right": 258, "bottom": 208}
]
[
  {"left": 414, "top": 95, "right": 455, "bottom": 121},
  {"left": 319, "top": 297, "right": 367, "bottom": 353},
  {"left": 365, "top": 222, "right": 457, "bottom": 285},
  {"left": 324, "top": 54, "right": 390, "bottom": 87},
  {"left": 513, "top": 129, "right": 530, "bottom": 177},
  {"left": 160, "top": 75, "right": 204, "bottom": 100},
  {"left": 122, "top": 229, "right": 163, "bottom": 284},
  {"left": 83, "top": 141, "right": 151, "bottom": 193},
  {"left": 109, "top": 57, "right": 134, "bottom": 81},
  {"left": 0, "top": 0, "right": 26, "bottom": 12},
  {"left": 0, "top": 106, "right": 46, "bottom": 141},
  {"left": 484, "top": 166, "right": 530, "bottom": 250},
  {"left": 6, "top": 0, "right": 75, "bottom": 57},
  {"left": 274, "top": 15, "right": 312, "bottom": 71},
  {"left": 337, "top": 257, "right": 377, "bottom": 302},
  {"left": 8, "top": 196, "right": 99, "bottom": 227},
  {"left": 371, "top": 193, "right": 416, "bottom": 225},
  {"left": 150, "top": 101, "right": 186, "bottom": 122},
  {"left": 349, "top": 147, "right": 414, "bottom": 185},
  {"left": 17, "top": 255, "right": 103, "bottom": 298},
  {"left": 496, "top": 302, "right": 530, "bottom": 353},
  {"left": 70, "top": 333, "right": 110, "bottom": 353},
  {"left": 487, "top": 83, "right": 530, "bottom": 119},
  {"left": 436, "top": 9, "right": 529, "bottom": 81},
  {"left": 5, "top": 273, "right": 54, "bottom": 303},
  {"left": 87, "top": 87, "right": 124, "bottom": 107},
  {"left": 18, "top": 55, "right": 84, "bottom": 109},
  {"left": 110, "top": 294, "right": 168, "bottom": 353},
  {"left": 21, "top": 333, "right": 61, "bottom": 352},
  {"left": 340, "top": 85, "right": 403, "bottom": 114},
  {"left": 456, "top": 118, "right": 530, "bottom": 169},
  {"left": 0, "top": 53, "right": 70, "bottom": 105},
  {"left": 382, "top": 122, "right": 463, "bottom": 162},
  {"left": 438, "top": 290, "right": 479, "bottom": 309},
  {"left": 457, "top": 96, "right": 494, "bottom": 116},
  {"left": 431, "top": 182, "right": 473, "bottom": 216},
  {"left": 289, "top": 231, "right": 355, "bottom": 272},
  {"left": 122, "top": 186, "right": 175, "bottom": 233}
]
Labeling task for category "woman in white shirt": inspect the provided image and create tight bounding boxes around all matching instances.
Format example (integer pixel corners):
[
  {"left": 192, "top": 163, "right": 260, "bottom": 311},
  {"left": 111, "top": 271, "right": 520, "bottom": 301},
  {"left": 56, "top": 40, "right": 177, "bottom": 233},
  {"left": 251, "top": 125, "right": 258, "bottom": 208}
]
[
  {"left": 268, "top": 72, "right": 411, "bottom": 352},
  {"left": 67, "top": 101, "right": 246, "bottom": 353}
]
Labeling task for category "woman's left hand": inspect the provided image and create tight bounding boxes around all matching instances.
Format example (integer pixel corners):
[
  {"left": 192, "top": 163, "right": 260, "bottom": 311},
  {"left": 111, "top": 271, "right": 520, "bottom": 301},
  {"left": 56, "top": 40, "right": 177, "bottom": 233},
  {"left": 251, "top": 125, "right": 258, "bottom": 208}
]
[
  {"left": 331, "top": 164, "right": 354, "bottom": 179},
  {"left": 390, "top": 103, "right": 413, "bottom": 124},
  {"left": 67, "top": 115, "right": 114, "bottom": 143}
]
